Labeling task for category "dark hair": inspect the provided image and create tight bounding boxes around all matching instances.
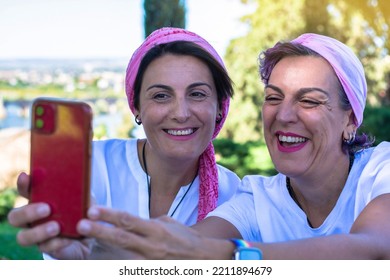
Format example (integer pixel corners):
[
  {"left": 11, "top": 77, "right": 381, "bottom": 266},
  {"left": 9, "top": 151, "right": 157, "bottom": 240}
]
[
  {"left": 259, "top": 41, "right": 374, "bottom": 154},
  {"left": 133, "top": 41, "right": 234, "bottom": 110}
]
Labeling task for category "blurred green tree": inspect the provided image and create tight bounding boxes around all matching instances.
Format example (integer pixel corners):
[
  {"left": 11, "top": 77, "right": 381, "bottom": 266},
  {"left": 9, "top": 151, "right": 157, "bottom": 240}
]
[{"left": 144, "top": 0, "right": 186, "bottom": 38}]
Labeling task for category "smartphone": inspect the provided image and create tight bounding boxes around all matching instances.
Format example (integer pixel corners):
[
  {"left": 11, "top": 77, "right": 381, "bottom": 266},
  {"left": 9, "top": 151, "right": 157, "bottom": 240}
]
[{"left": 29, "top": 97, "right": 93, "bottom": 238}]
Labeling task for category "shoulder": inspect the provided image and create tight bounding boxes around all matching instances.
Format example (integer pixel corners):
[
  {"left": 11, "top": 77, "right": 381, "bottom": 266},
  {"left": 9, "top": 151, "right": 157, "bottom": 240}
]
[
  {"left": 367, "top": 141, "right": 390, "bottom": 169},
  {"left": 371, "top": 141, "right": 390, "bottom": 155},
  {"left": 241, "top": 173, "right": 283, "bottom": 188},
  {"left": 231, "top": 173, "right": 284, "bottom": 196},
  {"left": 355, "top": 141, "right": 390, "bottom": 198},
  {"left": 356, "top": 141, "right": 390, "bottom": 169},
  {"left": 215, "top": 164, "right": 241, "bottom": 202},
  {"left": 93, "top": 138, "right": 137, "bottom": 154},
  {"left": 92, "top": 138, "right": 139, "bottom": 168},
  {"left": 216, "top": 164, "right": 241, "bottom": 184}
]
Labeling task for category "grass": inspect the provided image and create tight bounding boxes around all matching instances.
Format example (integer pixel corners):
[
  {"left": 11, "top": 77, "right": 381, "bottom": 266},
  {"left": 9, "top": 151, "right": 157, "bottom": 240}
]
[{"left": 0, "top": 220, "right": 43, "bottom": 260}]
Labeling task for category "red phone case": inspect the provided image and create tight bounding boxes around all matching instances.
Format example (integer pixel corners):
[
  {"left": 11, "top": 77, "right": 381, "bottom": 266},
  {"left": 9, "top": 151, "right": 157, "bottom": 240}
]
[{"left": 29, "top": 97, "right": 93, "bottom": 238}]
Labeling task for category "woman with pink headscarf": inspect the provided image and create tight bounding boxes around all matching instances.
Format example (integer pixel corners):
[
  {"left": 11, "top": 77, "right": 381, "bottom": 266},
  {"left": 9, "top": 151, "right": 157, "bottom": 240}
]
[
  {"left": 8, "top": 27, "right": 240, "bottom": 259},
  {"left": 78, "top": 33, "right": 390, "bottom": 259},
  {"left": 87, "top": 27, "right": 239, "bottom": 224}
]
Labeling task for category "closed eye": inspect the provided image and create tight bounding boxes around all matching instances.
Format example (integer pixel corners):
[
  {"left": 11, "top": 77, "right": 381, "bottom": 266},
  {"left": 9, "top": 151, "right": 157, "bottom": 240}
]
[
  {"left": 264, "top": 95, "right": 283, "bottom": 104},
  {"left": 301, "top": 99, "right": 321, "bottom": 105}
]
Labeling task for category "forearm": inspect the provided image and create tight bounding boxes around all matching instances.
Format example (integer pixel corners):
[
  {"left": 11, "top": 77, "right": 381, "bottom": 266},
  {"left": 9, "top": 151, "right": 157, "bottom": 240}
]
[
  {"left": 256, "top": 233, "right": 382, "bottom": 260},
  {"left": 195, "top": 237, "right": 235, "bottom": 259},
  {"left": 254, "top": 194, "right": 390, "bottom": 260}
]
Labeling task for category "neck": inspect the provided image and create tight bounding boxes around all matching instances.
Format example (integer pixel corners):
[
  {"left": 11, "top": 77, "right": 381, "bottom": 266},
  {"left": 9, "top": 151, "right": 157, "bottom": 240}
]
[
  {"left": 287, "top": 154, "right": 354, "bottom": 227},
  {"left": 138, "top": 139, "right": 199, "bottom": 193},
  {"left": 139, "top": 139, "right": 199, "bottom": 218}
]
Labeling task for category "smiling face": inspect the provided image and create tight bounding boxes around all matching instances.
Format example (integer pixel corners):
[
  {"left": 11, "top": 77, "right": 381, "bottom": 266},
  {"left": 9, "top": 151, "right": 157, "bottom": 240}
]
[
  {"left": 136, "top": 53, "right": 220, "bottom": 161},
  {"left": 262, "top": 55, "right": 353, "bottom": 178}
]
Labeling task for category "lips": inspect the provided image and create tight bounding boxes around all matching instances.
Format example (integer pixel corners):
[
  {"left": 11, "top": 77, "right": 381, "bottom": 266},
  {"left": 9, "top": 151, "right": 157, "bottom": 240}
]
[
  {"left": 278, "top": 134, "right": 307, "bottom": 144},
  {"left": 165, "top": 128, "right": 197, "bottom": 136},
  {"left": 276, "top": 132, "right": 308, "bottom": 152}
]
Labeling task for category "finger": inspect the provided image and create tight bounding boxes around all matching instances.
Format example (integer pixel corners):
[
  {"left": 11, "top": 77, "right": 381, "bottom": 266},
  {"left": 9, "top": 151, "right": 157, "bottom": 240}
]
[
  {"left": 8, "top": 203, "right": 50, "bottom": 227},
  {"left": 17, "top": 172, "right": 30, "bottom": 198},
  {"left": 78, "top": 217, "right": 180, "bottom": 259},
  {"left": 157, "top": 215, "right": 181, "bottom": 224},
  {"left": 78, "top": 219, "right": 143, "bottom": 249},
  {"left": 38, "top": 237, "right": 72, "bottom": 253},
  {"left": 16, "top": 221, "right": 60, "bottom": 246},
  {"left": 87, "top": 206, "right": 154, "bottom": 234},
  {"left": 40, "top": 237, "right": 93, "bottom": 260}
]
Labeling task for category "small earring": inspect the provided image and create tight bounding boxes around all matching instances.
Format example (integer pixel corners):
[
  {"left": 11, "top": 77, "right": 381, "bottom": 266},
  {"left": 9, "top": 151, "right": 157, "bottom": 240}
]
[
  {"left": 135, "top": 115, "right": 142, "bottom": 125},
  {"left": 216, "top": 113, "right": 222, "bottom": 124}
]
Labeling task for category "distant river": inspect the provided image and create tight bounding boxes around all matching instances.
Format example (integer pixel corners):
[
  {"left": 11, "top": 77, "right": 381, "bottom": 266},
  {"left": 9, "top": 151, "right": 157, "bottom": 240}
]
[
  {"left": 0, "top": 101, "right": 126, "bottom": 138},
  {"left": 0, "top": 103, "right": 29, "bottom": 129}
]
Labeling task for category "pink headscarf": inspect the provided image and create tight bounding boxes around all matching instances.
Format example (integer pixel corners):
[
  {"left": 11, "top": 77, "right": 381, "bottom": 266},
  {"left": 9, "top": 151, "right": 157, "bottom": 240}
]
[
  {"left": 125, "top": 27, "right": 230, "bottom": 221},
  {"left": 291, "top": 33, "right": 367, "bottom": 127}
]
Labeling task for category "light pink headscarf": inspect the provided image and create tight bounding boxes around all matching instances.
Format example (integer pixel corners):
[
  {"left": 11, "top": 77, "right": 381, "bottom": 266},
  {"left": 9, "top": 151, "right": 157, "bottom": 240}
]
[
  {"left": 125, "top": 27, "right": 230, "bottom": 221},
  {"left": 291, "top": 33, "right": 367, "bottom": 127}
]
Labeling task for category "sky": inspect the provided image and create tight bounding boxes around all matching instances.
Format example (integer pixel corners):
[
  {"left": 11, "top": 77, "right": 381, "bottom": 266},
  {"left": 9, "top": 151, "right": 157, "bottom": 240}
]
[{"left": 0, "top": 0, "right": 255, "bottom": 59}]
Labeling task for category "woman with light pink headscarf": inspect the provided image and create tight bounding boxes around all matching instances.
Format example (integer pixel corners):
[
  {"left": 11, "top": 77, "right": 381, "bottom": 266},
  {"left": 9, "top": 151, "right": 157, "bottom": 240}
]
[
  {"left": 78, "top": 33, "right": 390, "bottom": 260},
  {"left": 7, "top": 27, "right": 240, "bottom": 259}
]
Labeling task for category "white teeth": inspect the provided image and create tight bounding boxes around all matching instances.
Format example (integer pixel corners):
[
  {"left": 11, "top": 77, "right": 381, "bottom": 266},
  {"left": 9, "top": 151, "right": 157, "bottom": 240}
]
[
  {"left": 278, "top": 135, "right": 306, "bottom": 143},
  {"left": 167, "top": 129, "right": 194, "bottom": 136}
]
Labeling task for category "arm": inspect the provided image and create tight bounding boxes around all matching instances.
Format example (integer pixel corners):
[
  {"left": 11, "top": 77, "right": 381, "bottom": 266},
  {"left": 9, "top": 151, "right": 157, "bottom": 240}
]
[
  {"left": 80, "top": 193, "right": 390, "bottom": 260},
  {"left": 78, "top": 207, "right": 236, "bottom": 259},
  {"left": 256, "top": 193, "right": 390, "bottom": 259},
  {"left": 192, "top": 216, "right": 242, "bottom": 239}
]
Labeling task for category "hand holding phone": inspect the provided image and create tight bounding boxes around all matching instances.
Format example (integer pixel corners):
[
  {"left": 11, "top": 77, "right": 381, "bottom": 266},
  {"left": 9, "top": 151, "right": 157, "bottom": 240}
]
[{"left": 29, "top": 97, "right": 93, "bottom": 238}]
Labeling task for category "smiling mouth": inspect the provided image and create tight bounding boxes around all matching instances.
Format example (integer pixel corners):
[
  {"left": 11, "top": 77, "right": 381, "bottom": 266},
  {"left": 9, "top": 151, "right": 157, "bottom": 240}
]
[
  {"left": 278, "top": 134, "right": 307, "bottom": 145},
  {"left": 165, "top": 128, "right": 197, "bottom": 136}
]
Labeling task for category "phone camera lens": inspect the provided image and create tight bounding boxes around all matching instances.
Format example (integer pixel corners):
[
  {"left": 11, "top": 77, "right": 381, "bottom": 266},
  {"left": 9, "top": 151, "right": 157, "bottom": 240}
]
[
  {"left": 36, "top": 106, "right": 45, "bottom": 116},
  {"left": 35, "top": 119, "right": 44, "bottom": 129}
]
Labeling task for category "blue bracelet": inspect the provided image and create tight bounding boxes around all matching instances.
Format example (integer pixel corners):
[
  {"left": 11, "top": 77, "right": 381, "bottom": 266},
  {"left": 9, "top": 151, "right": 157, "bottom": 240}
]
[
  {"left": 230, "top": 238, "right": 252, "bottom": 248},
  {"left": 229, "top": 238, "right": 263, "bottom": 260}
]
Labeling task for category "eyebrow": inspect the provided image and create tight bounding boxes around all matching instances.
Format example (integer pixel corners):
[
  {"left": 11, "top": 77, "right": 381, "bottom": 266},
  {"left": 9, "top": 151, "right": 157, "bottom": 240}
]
[
  {"left": 146, "top": 82, "right": 213, "bottom": 92},
  {"left": 265, "top": 84, "right": 330, "bottom": 96},
  {"left": 146, "top": 84, "right": 171, "bottom": 91},
  {"left": 188, "top": 82, "right": 213, "bottom": 90}
]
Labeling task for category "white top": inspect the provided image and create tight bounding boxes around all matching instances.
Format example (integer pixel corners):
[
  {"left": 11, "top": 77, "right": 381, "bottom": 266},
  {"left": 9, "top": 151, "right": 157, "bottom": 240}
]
[
  {"left": 208, "top": 142, "right": 390, "bottom": 242},
  {"left": 91, "top": 138, "right": 241, "bottom": 226}
]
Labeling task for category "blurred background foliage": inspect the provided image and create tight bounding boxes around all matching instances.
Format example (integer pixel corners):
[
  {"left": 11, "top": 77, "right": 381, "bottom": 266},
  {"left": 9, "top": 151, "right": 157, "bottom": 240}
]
[{"left": 144, "top": 0, "right": 186, "bottom": 37}]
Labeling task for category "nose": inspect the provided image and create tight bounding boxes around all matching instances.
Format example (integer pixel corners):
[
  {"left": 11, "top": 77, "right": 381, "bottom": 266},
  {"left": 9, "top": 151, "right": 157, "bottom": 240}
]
[
  {"left": 275, "top": 101, "right": 298, "bottom": 124},
  {"left": 171, "top": 96, "right": 190, "bottom": 122}
]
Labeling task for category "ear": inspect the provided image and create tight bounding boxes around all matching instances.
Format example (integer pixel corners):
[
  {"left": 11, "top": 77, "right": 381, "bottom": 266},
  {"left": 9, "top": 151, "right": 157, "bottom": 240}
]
[
  {"left": 216, "top": 107, "right": 223, "bottom": 123},
  {"left": 342, "top": 109, "right": 356, "bottom": 141}
]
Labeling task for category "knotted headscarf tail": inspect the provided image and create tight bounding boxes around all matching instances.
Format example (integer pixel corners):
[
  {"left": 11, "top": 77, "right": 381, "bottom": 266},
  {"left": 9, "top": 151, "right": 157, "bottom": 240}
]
[
  {"left": 125, "top": 27, "right": 230, "bottom": 221},
  {"left": 291, "top": 33, "right": 367, "bottom": 127}
]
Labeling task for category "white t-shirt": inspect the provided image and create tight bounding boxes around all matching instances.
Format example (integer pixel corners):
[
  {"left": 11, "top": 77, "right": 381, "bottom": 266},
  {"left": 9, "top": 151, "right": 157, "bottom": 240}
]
[
  {"left": 208, "top": 142, "right": 390, "bottom": 242},
  {"left": 91, "top": 138, "right": 241, "bottom": 226}
]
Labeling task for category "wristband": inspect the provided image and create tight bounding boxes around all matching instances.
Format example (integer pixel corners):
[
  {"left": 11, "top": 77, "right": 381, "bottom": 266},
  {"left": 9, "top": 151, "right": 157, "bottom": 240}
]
[{"left": 229, "top": 238, "right": 263, "bottom": 260}]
